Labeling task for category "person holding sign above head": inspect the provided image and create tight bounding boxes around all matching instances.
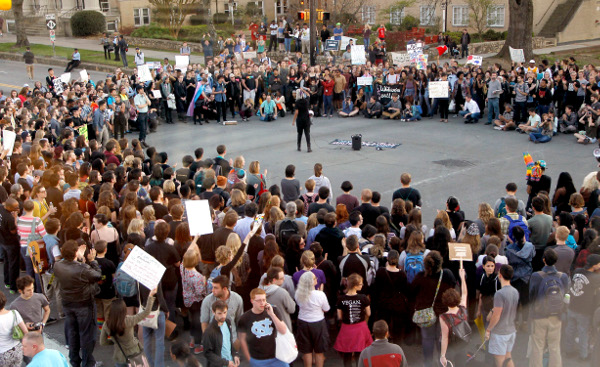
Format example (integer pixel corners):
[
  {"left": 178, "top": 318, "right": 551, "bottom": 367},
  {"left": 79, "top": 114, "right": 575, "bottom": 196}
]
[{"left": 439, "top": 263, "right": 468, "bottom": 367}]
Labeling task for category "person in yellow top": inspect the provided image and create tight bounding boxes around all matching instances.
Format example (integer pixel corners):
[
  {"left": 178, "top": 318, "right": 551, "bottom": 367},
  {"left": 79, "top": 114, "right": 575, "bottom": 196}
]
[{"left": 31, "top": 185, "right": 57, "bottom": 224}]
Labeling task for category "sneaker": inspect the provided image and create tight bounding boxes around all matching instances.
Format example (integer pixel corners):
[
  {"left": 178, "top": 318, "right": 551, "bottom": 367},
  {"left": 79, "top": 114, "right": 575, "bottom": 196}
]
[
  {"left": 484, "top": 122, "right": 492, "bottom": 125},
  {"left": 493, "top": 126, "right": 502, "bottom": 130},
  {"left": 189, "top": 341, "right": 195, "bottom": 349},
  {"left": 194, "top": 345, "right": 204, "bottom": 354}
]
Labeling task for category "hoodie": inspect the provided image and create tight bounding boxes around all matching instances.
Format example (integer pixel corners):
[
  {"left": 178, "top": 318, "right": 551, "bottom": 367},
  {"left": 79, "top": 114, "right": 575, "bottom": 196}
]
[
  {"left": 263, "top": 284, "right": 296, "bottom": 330},
  {"left": 308, "top": 174, "right": 333, "bottom": 200},
  {"left": 506, "top": 241, "right": 535, "bottom": 282}
]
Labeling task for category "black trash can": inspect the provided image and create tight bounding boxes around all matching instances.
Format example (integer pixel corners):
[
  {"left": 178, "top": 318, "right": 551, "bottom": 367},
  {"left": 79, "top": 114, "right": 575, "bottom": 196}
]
[{"left": 352, "top": 134, "right": 362, "bottom": 151}]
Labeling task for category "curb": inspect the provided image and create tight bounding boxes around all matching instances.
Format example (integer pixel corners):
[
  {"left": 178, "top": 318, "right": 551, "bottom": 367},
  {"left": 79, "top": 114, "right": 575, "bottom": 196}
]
[{"left": 0, "top": 51, "right": 134, "bottom": 74}]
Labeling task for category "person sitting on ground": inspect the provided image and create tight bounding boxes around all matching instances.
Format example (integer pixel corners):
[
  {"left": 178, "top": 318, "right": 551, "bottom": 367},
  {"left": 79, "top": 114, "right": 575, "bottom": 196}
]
[
  {"left": 493, "top": 103, "right": 515, "bottom": 131},
  {"left": 364, "top": 96, "right": 382, "bottom": 119},
  {"left": 517, "top": 108, "right": 541, "bottom": 134}
]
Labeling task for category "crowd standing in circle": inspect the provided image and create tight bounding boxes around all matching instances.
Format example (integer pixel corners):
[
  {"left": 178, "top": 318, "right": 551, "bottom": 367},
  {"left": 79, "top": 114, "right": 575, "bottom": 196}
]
[{"left": 0, "top": 18, "right": 599, "bottom": 367}]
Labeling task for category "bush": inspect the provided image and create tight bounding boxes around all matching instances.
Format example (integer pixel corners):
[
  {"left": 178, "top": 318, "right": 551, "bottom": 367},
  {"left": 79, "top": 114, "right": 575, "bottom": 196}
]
[
  {"left": 70, "top": 10, "right": 106, "bottom": 37},
  {"left": 399, "top": 15, "right": 419, "bottom": 31},
  {"left": 213, "top": 13, "right": 229, "bottom": 24},
  {"left": 189, "top": 14, "right": 209, "bottom": 26},
  {"left": 131, "top": 24, "right": 175, "bottom": 40},
  {"left": 483, "top": 29, "right": 503, "bottom": 41},
  {"left": 446, "top": 31, "right": 462, "bottom": 44}
]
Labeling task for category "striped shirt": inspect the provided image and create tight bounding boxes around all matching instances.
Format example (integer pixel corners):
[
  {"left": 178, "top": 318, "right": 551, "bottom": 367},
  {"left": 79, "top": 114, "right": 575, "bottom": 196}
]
[{"left": 17, "top": 216, "right": 47, "bottom": 247}]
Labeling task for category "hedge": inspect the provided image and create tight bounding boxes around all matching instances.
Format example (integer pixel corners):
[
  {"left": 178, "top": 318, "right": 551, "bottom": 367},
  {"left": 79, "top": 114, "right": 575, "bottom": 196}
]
[
  {"left": 71, "top": 10, "right": 106, "bottom": 37},
  {"left": 131, "top": 24, "right": 235, "bottom": 42}
]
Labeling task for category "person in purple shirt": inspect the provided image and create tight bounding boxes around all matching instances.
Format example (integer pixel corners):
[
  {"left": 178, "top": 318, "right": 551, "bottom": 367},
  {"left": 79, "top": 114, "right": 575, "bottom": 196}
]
[{"left": 292, "top": 250, "right": 327, "bottom": 290}]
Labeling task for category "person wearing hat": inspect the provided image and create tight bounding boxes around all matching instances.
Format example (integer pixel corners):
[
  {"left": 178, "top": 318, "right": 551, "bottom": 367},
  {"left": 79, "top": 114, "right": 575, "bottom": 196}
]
[
  {"left": 64, "top": 48, "right": 81, "bottom": 73},
  {"left": 526, "top": 160, "right": 551, "bottom": 215},
  {"left": 134, "top": 47, "right": 145, "bottom": 67},
  {"left": 527, "top": 60, "right": 538, "bottom": 74},
  {"left": 565, "top": 254, "right": 600, "bottom": 361}
]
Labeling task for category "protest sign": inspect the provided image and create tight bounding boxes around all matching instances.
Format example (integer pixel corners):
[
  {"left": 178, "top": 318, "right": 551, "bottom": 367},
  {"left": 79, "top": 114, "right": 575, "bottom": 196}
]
[
  {"left": 377, "top": 84, "right": 403, "bottom": 105},
  {"left": 53, "top": 78, "right": 63, "bottom": 94},
  {"left": 175, "top": 55, "right": 189, "bottom": 70},
  {"left": 509, "top": 46, "right": 525, "bottom": 63},
  {"left": 2, "top": 130, "right": 16, "bottom": 157},
  {"left": 60, "top": 73, "right": 71, "bottom": 84},
  {"left": 351, "top": 45, "right": 366, "bottom": 65},
  {"left": 121, "top": 246, "right": 166, "bottom": 290},
  {"left": 429, "top": 81, "right": 449, "bottom": 98},
  {"left": 391, "top": 52, "right": 411, "bottom": 66},
  {"left": 357, "top": 76, "right": 373, "bottom": 86},
  {"left": 184, "top": 200, "right": 214, "bottom": 236},
  {"left": 466, "top": 55, "right": 483, "bottom": 66},
  {"left": 77, "top": 124, "right": 88, "bottom": 140},
  {"left": 407, "top": 42, "right": 423, "bottom": 58},
  {"left": 416, "top": 54, "right": 428, "bottom": 70},
  {"left": 243, "top": 51, "right": 257, "bottom": 59},
  {"left": 146, "top": 61, "right": 161, "bottom": 69},
  {"left": 339, "top": 36, "right": 357, "bottom": 51},
  {"left": 80, "top": 70, "right": 89, "bottom": 82},
  {"left": 449, "top": 243, "right": 473, "bottom": 262},
  {"left": 137, "top": 64, "right": 152, "bottom": 82},
  {"left": 152, "top": 90, "right": 162, "bottom": 99},
  {"left": 325, "top": 39, "right": 340, "bottom": 51}
]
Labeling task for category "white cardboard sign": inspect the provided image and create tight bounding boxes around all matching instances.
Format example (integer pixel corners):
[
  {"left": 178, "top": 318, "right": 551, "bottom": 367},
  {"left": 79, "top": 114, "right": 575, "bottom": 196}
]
[
  {"left": 509, "top": 46, "right": 525, "bottom": 63},
  {"left": 3, "top": 130, "right": 16, "bottom": 157},
  {"left": 357, "top": 76, "right": 373, "bottom": 86},
  {"left": 80, "top": 70, "right": 89, "bottom": 82},
  {"left": 138, "top": 65, "right": 152, "bottom": 82},
  {"left": 60, "top": 73, "right": 71, "bottom": 84},
  {"left": 429, "top": 81, "right": 449, "bottom": 98},
  {"left": 184, "top": 200, "right": 214, "bottom": 236},
  {"left": 351, "top": 45, "right": 366, "bottom": 65},
  {"left": 175, "top": 55, "right": 190, "bottom": 70},
  {"left": 120, "top": 246, "right": 166, "bottom": 290},
  {"left": 391, "top": 52, "right": 411, "bottom": 66}
]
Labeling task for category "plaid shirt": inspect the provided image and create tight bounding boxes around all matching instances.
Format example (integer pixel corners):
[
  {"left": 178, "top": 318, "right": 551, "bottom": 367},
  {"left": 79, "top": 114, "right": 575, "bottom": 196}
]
[{"left": 500, "top": 212, "right": 528, "bottom": 235}]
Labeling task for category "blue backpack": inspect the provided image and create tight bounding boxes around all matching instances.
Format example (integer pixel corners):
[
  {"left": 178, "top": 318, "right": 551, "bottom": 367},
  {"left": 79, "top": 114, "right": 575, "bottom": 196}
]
[
  {"left": 206, "top": 265, "right": 222, "bottom": 293},
  {"left": 114, "top": 263, "right": 137, "bottom": 298},
  {"left": 504, "top": 215, "right": 530, "bottom": 243},
  {"left": 405, "top": 251, "right": 425, "bottom": 283}
]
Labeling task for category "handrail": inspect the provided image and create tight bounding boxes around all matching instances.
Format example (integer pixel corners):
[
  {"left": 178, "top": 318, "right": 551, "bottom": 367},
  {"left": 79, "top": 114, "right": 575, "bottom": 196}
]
[
  {"left": 559, "top": 0, "right": 583, "bottom": 31},
  {"left": 536, "top": 0, "right": 558, "bottom": 27}
]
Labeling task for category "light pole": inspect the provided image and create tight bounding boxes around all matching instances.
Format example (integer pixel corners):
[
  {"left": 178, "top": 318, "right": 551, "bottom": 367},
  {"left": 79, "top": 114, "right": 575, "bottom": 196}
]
[
  {"left": 442, "top": 0, "right": 450, "bottom": 33},
  {"left": 309, "top": 0, "right": 316, "bottom": 65}
]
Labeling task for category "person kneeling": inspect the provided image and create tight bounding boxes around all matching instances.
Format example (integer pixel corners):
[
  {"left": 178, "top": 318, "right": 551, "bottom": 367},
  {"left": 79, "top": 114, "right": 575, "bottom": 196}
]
[
  {"left": 260, "top": 95, "right": 278, "bottom": 122},
  {"left": 240, "top": 99, "right": 254, "bottom": 122},
  {"left": 201, "top": 94, "right": 218, "bottom": 123},
  {"left": 364, "top": 96, "right": 382, "bottom": 119},
  {"left": 339, "top": 96, "right": 358, "bottom": 117},
  {"left": 459, "top": 95, "right": 480, "bottom": 123}
]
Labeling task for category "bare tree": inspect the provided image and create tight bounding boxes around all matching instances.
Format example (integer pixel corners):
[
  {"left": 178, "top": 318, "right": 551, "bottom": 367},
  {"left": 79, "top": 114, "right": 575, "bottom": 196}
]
[
  {"left": 12, "top": 0, "right": 30, "bottom": 47},
  {"left": 386, "top": 0, "right": 416, "bottom": 24},
  {"left": 497, "top": 0, "right": 533, "bottom": 61},
  {"left": 149, "top": 0, "right": 200, "bottom": 38},
  {"left": 467, "top": 0, "right": 494, "bottom": 35}
]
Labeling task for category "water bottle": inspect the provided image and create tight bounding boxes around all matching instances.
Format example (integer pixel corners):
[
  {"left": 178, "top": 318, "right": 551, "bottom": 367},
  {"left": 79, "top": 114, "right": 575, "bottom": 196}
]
[{"left": 564, "top": 293, "right": 570, "bottom": 305}]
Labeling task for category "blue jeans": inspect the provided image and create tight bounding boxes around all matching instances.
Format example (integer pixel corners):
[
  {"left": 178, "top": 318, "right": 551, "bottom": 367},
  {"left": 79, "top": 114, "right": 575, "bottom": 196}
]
[
  {"left": 565, "top": 309, "right": 591, "bottom": 359},
  {"left": 364, "top": 38, "right": 370, "bottom": 51},
  {"left": 538, "top": 104, "right": 550, "bottom": 115},
  {"left": 120, "top": 51, "right": 128, "bottom": 67},
  {"left": 138, "top": 112, "right": 148, "bottom": 142},
  {"left": 250, "top": 358, "right": 288, "bottom": 367},
  {"left": 143, "top": 311, "right": 166, "bottom": 367},
  {"left": 260, "top": 113, "right": 275, "bottom": 121},
  {"left": 420, "top": 321, "right": 440, "bottom": 367},
  {"left": 487, "top": 98, "right": 500, "bottom": 123},
  {"left": 64, "top": 303, "right": 97, "bottom": 367},
  {"left": 323, "top": 94, "right": 333, "bottom": 116},
  {"left": 529, "top": 132, "right": 551, "bottom": 143},
  {"left": 20, "top": 246, "right": 41, "bottom": 293},
  {"left": 284, "top": 38, "right": 291, "bottom": 53},
  {"left": 459, "top": 110, "right": 480, "bottom": 123}
]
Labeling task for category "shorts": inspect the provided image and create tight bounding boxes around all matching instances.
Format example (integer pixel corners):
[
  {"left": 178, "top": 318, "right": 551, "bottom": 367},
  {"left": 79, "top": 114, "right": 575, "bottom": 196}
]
[
  {"left": 296, "top": 319, "right": 329, "bottom": 354},
  {"left": 333, "top": 92, "right": 344, "bottom": 101},
  {"left": 488, "top": 332, "right": 516, "bottom": 356}
]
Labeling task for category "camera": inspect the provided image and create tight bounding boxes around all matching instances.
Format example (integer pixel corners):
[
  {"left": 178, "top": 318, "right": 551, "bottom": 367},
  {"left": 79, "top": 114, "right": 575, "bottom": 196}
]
[{"left": 31, "top": 322, "right": 43, "bottom": 330}]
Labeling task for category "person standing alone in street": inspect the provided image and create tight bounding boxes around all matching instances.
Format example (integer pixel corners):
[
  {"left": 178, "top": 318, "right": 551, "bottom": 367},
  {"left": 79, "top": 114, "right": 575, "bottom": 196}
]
[
  {"left": 23, "top": 47, "right": 35, "bottom": 80},
  {"left": 118, "top": 35, "right": 128, "bottom": 68},
  {"left": 460, "top": 29, "right": 470, "bottom": 59},
  {"left": 134, "top": 85, "right": 150, "bottom": 148},
  {"left": 293, "top": 89, "right": 312, "bottom": 152}
]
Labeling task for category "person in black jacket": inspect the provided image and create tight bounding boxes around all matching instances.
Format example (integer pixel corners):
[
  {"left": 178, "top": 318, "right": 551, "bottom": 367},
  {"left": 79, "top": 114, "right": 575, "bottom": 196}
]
[
  {"left": 203, "top": 300, "right": 240, "bottom": 367},
  {"left": 174, "top": 74, "right": 187, "bottom": 121}
]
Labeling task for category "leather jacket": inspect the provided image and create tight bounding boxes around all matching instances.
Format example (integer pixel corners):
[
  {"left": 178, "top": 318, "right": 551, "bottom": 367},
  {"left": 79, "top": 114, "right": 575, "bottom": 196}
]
[{"left": 54, "top": 258, "right": 102, "bottom": 307}]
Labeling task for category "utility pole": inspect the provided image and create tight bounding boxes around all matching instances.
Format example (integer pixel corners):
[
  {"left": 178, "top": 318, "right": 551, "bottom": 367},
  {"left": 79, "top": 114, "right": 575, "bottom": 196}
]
[{"left": 309, "top": 0, "right": 316, "bottom": 65}]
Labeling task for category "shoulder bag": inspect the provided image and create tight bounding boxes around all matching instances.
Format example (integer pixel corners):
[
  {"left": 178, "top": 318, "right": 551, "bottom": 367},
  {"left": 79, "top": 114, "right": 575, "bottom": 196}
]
[
  {"left": 11, "top": 311, "right": 24, "bottom": 340},
  {"left": 137, "top": 284, "right": 160, "bottom": 329},
  {"left": 412, "top": 270, "right": 443, "bottom": 327},
  {"left": 275, "top": 325, "right": 298, "bottom": 363},
  {"left": 112, "top": 333, "right": 150, "bottom": 367}
]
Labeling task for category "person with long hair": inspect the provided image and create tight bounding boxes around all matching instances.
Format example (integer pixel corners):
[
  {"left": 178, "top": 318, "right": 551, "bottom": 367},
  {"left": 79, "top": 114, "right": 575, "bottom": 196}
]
[
  {"left": 474, "top": 202, "right": 494, "bottom": 237},
  {"left": 180, "top": 239, "right": 206, "bottom": 355},
  {"left": 100, "top": 287, "right": 158, "bottom": 366},
  {"left": 553, "top": 172, "right": 577, "bottom": 215},
  {"left": 295, "top": 271, "right": 330, "bottom": 367},
  {"left": 427, "top": 210, "right": 455, "bottom": 240},
  {"left": 333, "top": 273, "right": 373, "bottom": 367},
  {"left": 169, "top": 341, "right": 201, "bottom": 367},
  {"left": 0, "top": 290, "right": 29, "bottom": 366},
  {"left": 293, "top": 250, "right": 326, "bottom": 290},
  {"left": 475, "top": 255, "right": 501, "bottom": 329},
  {"left": 91, "top": 213, "right": 120, "bottom": 266},
  {"left": 439, "top": 266, "right": 468, "bottom": 367},
  {"left": 31, "top": 184, "right": 57, "bottom": 224}
]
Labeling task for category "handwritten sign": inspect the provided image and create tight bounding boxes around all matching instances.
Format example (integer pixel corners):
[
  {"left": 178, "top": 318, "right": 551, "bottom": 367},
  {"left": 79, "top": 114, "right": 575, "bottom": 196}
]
[
  {"left": 60, "top": 73, "right": 71, "bottom": 84},
  {"left": 376, "top": 84, "right": 403, "bottom": 106},
  {"left": 243, "top": 51, "right": 257, "bottom": 60},
  {"left": 325, "top": 39, "right": 340, "bottom": 51},
  {"left": 407, "top": 42, "right": 423, "bottom": 59},
  {"left": 146, "top": 61, "right": 161, "bottom": 69},
  {"left": 429, "top": 81, "right": 449, "bottom": 98},
  {"left": 138, "top": 65, "right": 152, "bottom": 82},
  {"left": 174, "top": 55, "right": 189, "bottom": 71},
  {"left": 391, "top": 52, "right": 411, "bottom": 66},
  {"left": 466, "top": 55, "right": 483, "bottom": 66},
  {"left": 509, "top": 46, "right": 525, "bottom": 63},
  {"left": 76, "top": 124, "right": 88, "bottom": 140},
  {"left": 351, "top": 45, "right": 366, "bottom": 65},
  {"left": 416, "top": 54, "right": 428, "bottom": 70},
  {"left": 120, "top": 246, "right": 166, "bottom": 290},
  {"left": 449, "top": 243, "right": 473, "bottom": 261},
  {"left": 184, "top": 200, "right": 214, "bottom": 236},
  {"left": 339, "top": 36, "right": 357, "bottom": 52},
  {"left": 357, "top": 76, "right": 373, "bottom": 86},
  {"left": 152, "top": 90, "right": 162, "bottom": 99},
  {"left": 80, "top": 70, "right": 89, "bottom": 83},
  {"left": 2, "top": 130, "right": 16, "bottom": 157}
]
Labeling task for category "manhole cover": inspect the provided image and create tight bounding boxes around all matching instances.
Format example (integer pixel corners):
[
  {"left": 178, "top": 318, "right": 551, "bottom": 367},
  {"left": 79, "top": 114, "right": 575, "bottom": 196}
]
[{"left": 432, "top": 159, "right": 475, "bottom": 168}]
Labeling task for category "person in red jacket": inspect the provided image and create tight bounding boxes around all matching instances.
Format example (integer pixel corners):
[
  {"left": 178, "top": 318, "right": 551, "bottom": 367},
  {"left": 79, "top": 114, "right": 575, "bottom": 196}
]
[
  {"left": 358, "top": 320, "right": 408, "bottom": 367},
  {"left": 321, "top": 75, "right": 335, "bottom": 118},
  {"left": 377, "top": 24, "right": 386, "bottom": 41}
]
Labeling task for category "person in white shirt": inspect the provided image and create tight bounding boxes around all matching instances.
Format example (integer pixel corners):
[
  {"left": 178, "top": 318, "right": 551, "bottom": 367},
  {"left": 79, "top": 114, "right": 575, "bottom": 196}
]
[
  {"left": 517, "top": 107, "right": 541, "bottom": 133},
  {"left": 134, "top": 48, "right": 145, "bottom": 67},
  {"left": 459, "top": 95, "right": 481, "bottom": 123},
  {"left": 301, "top": 24, "right": 310, "bottom": 55}
]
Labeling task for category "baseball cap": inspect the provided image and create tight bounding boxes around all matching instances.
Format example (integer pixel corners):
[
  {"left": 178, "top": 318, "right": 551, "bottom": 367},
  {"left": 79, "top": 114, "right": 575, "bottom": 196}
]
[
  {"left": 336, "top": 22, "right": 341, "bottom": 26},
  {"left": 529, "top": 59, "right": 535, "bottom": 63},
  {"left": 23, "top": 83, "right": 29, "bottom": 88}
]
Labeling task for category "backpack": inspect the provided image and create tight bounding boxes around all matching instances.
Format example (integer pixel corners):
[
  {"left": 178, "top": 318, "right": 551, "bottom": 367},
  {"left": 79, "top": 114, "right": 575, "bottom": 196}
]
[
  {"left": 535, "top": 271, "right": 566, "bottom": 317},
  {"left": 255, "top": 174, "right": 268, "bottom": 200},
  {"left": 206, "top": 265, "right": 223, "bottom": 293},
  {"left": 504, "top": 215, "right": 530, "bottom": 243},
  {"left": 301, "top": 193, "right": 315, "bottom": 216},
  {"left": 278, "top": 219, "right": 299, "bottom": 250},
  {"left": 227, "top": 169, "right": 241, "bottom": 190},
  {"left": 405, "top": 251, "right": 425, "bottom": 283},
  {"left": 497, "top": 197, "right": 507, "bottom": 218},
  {"left": 212, "top": 158, "right": 224, "bottom": 176},
  {"left": 442, "top": 308, "right": 472, "bottom": 344},
  {"left": 339, "top": 253, "right": 375, "bottom": 287},
  {"left": 114, "top": 263, "right": 138, "bottom": 297}
]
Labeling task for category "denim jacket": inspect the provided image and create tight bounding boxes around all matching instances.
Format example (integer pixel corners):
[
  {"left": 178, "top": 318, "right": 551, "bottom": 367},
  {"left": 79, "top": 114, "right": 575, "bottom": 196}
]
[{"left": 506, "top": 241, "right": 535, "bottom": 282}]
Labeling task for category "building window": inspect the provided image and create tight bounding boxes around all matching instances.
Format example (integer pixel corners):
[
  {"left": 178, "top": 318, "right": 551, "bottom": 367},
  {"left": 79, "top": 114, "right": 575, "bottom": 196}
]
[
  {"left": 487, "top": 5, "right": 505, "bottom": 27},
  {"left": 225, "top": 2, "right": 238, "bottom": 13},
  {"left": 362, "top": 5, "right": 376, "bottom": 24},
  {"left": 420, "top": 5, "right": 435, "bottom": 26},
  {"left": 275, "top": 0, "right": 287, "bottom": 16},
  {"left": 99, "top": 0, "right": 109, "bottom": 12},
  {"left": 452, "top": 5, "right": 468, "bottom": 26},
  {"left": 390, "top": 8, "right": 405, "bottom": 25},
  {"left": 106, "top": 20, "right": 117, "bottom": 31},
  {"left": 6, "top": 20, "right": 15, "bottom": 33},
  {"left": 133, "top": 8, "right": 150, "bottom": 26}
]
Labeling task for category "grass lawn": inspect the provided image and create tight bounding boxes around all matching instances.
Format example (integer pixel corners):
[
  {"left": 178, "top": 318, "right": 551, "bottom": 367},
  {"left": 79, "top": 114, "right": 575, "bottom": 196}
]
[
  {"left": 0, "top": 43, "right": 162, "bottom": 67},
  {"left": 538, "top": 46, "right": 600, "bottom": 66}
]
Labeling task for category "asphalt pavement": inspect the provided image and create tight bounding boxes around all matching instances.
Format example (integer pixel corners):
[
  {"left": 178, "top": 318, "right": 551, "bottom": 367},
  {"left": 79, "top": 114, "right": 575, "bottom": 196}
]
[{"left": 0, "top": 57, "right": 596, "bottom": 366}]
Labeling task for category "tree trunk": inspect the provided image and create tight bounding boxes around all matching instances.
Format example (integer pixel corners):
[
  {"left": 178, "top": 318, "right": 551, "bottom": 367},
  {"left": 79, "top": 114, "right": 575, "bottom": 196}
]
[
  {"left": 497, "top": 0, "right": 533, "bottom": 61},
  {"left": 13, "top": 0, "right": 30, "bottom": 48}
]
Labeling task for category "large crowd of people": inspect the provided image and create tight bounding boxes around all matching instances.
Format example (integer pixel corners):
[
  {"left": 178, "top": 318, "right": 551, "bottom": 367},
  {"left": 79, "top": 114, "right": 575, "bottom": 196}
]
[{"left": 0, "top": 18, "right": 599, "bottom": 367}]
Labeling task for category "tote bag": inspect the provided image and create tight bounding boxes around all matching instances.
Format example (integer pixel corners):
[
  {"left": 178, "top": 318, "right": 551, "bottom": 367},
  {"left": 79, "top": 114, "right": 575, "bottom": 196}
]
[
  {"left": 275, "top": 326, "right": 298, "bottom": 363},
  {"left": 137, "top": 284, "right": 159, "bottom": 329}
]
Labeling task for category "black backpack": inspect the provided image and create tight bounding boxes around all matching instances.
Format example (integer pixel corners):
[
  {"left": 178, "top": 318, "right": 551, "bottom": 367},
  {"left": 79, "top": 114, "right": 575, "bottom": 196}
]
[
  {"left": 535, "top": 271, "right": 566, "bottom": 317},
  {"left": 443, "top": 308, "right": 472, "bottom": 344},
  {"left": 278, "top": 219, "right": 299, "bottom": 250}
]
